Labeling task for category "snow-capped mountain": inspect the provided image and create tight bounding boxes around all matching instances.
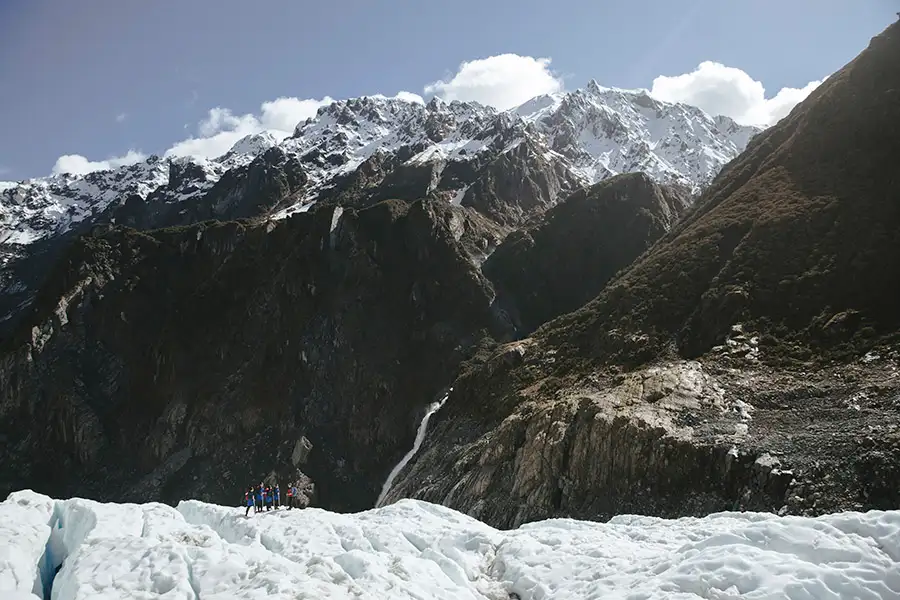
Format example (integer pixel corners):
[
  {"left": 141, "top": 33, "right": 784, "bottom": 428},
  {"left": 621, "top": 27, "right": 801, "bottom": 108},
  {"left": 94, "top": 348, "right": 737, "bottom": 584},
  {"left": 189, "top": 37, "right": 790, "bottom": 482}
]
[
  {"left": 0, "top": 85, "right": 759, "bottom": 251},
  {"left": 516, "top": 81, "right": 757, "bottom": 187},
  {"left": 0, "top": 135, "right": 278, "bottom": 251}
]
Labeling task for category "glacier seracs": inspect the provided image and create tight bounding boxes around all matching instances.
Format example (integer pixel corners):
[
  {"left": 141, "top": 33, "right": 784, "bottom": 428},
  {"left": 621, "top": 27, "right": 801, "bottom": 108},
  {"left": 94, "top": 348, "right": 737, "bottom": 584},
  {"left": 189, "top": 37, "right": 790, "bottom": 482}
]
[{"left": 1, "top": 489, "right": 898, "bottom": 600}]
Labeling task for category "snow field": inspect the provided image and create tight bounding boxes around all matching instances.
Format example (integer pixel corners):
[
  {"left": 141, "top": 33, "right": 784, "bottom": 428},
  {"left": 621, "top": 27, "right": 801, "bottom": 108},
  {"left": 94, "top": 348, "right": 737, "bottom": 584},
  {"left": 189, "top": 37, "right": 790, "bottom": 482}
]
[
  {"left": 1, "top": 489, "right": 899, "bottom": 599},
  {"left": 0, "top": 491, "right": 56, "bottom": 599}
]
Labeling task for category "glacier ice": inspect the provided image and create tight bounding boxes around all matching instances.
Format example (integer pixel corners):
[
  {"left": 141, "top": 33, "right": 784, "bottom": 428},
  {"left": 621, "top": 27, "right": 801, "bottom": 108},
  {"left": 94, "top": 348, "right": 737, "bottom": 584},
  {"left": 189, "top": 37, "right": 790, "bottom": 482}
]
[{"left": 1, "top": 489, "right": 899, "bottom": 599}]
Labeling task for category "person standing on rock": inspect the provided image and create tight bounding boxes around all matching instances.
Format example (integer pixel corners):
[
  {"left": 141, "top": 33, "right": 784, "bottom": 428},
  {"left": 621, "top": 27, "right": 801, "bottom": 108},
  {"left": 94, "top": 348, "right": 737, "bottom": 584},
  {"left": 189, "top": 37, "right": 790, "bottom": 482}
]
[
  {"left": 274, "top": 483, "right": 281, "bottom": 509},
  {"left": 286, "top": 482, "right": 294, "bottom": 510},
  {"left": 244, "top": 487, "right": 254, "bottom": 517}
]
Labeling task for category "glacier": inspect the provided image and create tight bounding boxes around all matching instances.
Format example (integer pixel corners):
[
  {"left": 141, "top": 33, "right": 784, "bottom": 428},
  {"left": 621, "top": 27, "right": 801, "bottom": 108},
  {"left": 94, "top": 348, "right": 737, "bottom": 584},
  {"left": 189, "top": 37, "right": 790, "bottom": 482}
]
[{"left": 1, "top": 490, "right": 898, "bottom": 600}]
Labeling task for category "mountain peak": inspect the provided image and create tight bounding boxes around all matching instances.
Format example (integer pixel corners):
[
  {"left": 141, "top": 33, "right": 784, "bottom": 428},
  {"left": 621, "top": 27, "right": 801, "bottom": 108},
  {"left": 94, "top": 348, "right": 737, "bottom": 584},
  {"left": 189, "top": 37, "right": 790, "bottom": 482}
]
[
  {"left": 585, "top": 78, "right": 607, "bottom": 94},
  {"left": 227, "top": 131, "right": 279, "bottom": 158}
]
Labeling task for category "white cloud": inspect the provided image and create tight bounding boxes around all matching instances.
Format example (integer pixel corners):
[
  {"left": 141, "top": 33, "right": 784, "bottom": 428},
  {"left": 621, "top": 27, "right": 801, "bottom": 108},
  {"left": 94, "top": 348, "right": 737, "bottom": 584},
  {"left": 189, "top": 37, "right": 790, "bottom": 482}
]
[
  {"left": 259, "top": 97, "right": 336, "bottom": 132},
  {"left": 392, "top": 91, "right": 426, "bottom": 105},
  {"left": 115, "top": 113, "right": 127, "bottom": 123},
  {"left": 165, "top": 96, "right": 334, "bottom": 160},
  {"left": 424, "top": 54, "right": 563, "bottom": 110},
  {"left": 51, "top": 150, "right": 147, "bottom": 176},
  {"left": 650, "top": 61, "right": 824, "bottom": 127}
]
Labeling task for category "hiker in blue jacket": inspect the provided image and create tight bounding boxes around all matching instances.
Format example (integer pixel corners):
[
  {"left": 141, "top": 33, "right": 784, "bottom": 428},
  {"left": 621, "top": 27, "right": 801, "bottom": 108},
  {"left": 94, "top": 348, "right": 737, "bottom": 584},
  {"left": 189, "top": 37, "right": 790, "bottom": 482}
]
[
  {"left": 274, "top": 484, "right": 281, "bottom": 509},
  {"left": 255, "top": 483, "right": 264, "bottom": 513},
  {"left": 244, "top": 487, "right": 254, "bottom": 517},
  {"left": 265, "top": 486, "right": 273, "bottom": 511}
]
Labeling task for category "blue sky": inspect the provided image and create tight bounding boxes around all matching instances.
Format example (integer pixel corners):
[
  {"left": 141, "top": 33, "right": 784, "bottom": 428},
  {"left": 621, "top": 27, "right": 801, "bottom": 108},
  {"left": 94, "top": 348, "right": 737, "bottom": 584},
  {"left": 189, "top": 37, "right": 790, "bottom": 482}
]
[{"left": 0, "top": 0, "right": 895, "bottom": 179}]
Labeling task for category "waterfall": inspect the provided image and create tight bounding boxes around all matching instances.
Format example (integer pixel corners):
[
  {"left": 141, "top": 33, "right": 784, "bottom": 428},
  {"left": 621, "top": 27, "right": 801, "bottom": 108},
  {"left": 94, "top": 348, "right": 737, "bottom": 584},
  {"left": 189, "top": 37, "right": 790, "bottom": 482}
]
[{"left": 375, "top": 389, "right": 451, "bottom": 508}]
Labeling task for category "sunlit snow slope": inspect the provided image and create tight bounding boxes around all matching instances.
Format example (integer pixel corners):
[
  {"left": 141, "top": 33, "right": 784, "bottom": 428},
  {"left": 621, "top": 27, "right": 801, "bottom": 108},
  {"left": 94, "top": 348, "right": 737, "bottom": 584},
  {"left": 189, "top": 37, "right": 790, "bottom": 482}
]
[{"left": 2, "top": 490, "right": 899, "bottom": 600}]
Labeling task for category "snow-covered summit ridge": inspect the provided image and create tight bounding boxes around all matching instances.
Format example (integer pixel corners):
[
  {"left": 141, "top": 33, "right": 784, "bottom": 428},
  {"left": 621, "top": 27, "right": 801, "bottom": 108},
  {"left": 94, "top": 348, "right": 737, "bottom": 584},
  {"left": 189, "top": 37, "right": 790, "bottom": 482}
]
[
  {"left": 515, "top": 83, "right": 757, "bottom": 187},
  {"left": 227, "top": 130, "right": 280, "bottom": 158},
  {"left": 0, "top": 85, "right": 759, "bottom": 248},
  {"left": 2, "top": 490, "right": 899, "bottom": 600}
]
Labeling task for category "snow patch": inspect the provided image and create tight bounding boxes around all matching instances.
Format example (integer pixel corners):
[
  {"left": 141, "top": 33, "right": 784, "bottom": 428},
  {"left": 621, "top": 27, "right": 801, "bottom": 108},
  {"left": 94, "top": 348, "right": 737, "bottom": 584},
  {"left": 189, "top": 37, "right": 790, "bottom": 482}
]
[{"left": 449, "top": 186, "right": 469, "bottom": 206}]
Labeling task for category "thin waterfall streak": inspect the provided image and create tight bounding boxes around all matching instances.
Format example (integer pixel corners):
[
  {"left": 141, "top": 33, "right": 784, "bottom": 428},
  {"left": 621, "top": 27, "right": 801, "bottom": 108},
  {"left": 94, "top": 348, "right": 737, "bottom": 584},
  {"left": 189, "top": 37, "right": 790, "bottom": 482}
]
[{"left": 375, "top": 390, "right": 451, "bottom": 508}]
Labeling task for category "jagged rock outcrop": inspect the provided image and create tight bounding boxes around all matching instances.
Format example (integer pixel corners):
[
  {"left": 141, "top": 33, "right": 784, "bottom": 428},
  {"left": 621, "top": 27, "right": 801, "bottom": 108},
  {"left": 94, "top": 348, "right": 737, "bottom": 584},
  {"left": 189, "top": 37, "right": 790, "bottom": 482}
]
[
  {"left": 385, "top": 349, "right": 900, "bottom": 527},
  {"left": 384, "top": 22, "right": 900, "bottom": 526},
  {"left": 459, "top": 136, "right": 582, "bottom": 226},
  {"left": 315, "top": 123, "right": 582, "bottom": 228},
  {"left": 483, "top": 172, "right": 690, "bottom": 334},
  {"left": 0, "top": 199, "right": 512, "bottom": 511},
  {"left": 113, "top": 146, "right": 308, "bottom": 228}
]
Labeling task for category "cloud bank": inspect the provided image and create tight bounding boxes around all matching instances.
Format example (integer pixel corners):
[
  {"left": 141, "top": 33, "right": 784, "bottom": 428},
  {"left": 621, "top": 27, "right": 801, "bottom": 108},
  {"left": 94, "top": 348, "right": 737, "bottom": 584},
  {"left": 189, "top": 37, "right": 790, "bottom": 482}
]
[
  {"left": 650, "top": 61, "right": 823, "bottom": 127},
  {"left": 164, "top": 96, "right": 334, "bottom": 160},
  {"left": 52, "top": 150, "right": 148, "bottom": 176}
]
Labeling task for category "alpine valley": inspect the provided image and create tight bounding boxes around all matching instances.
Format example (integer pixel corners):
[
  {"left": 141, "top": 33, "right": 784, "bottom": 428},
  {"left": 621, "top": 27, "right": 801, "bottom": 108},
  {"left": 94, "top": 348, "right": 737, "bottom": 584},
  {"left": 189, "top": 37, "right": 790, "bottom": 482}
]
[{"left": 1, "top": 20, "right": 899, "bottom": 540}]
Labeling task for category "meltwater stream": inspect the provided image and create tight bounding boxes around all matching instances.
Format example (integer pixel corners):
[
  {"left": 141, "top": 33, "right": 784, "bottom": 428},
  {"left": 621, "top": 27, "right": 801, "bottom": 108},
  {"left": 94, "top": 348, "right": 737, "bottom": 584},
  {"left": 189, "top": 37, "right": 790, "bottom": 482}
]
[{"left": 375, "top": 389, "right": 451, "bottom": 508}]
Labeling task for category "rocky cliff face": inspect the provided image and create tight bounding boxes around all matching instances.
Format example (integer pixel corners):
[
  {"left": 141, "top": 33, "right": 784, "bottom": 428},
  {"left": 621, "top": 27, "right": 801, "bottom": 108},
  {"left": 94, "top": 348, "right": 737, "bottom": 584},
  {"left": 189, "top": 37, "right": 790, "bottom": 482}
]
[
  {"left": 0, "top": 199, "right": 511, "bottom": 511},
  {"left": 0, "top": 146, "right": 308, "bottom": 338},
  {"left": 382, "top": 22, "right": 900, "bottom": 527},
  {"left": 0, "top": 157, "right": 694, "bottom": 512}
]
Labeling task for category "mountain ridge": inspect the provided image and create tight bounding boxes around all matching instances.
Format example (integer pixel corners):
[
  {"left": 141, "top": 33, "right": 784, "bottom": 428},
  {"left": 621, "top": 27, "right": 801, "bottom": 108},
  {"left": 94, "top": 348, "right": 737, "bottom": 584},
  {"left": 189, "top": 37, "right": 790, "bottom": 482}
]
[
  {"left": 1, "top": 84, "right": 759, "bottom": 250},
  {"left": 0, "top": 83, "right": 759, "bottom": 338}
]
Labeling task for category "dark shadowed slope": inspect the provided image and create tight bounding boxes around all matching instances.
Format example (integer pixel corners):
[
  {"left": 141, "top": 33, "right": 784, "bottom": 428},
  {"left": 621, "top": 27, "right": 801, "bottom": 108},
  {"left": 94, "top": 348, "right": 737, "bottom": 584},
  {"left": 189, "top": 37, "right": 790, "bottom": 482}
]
[
  {"left": 483, "top": 172, "right": 690, "bottom": 335},
  {"left": 0, "top": 159, "right": 685, "bottom": 511},
  {"left": 0, "top": 200, "right": 510, "bottom": 511},
  {"left": 543, "top": 21, "right": 900, "bottom": 368}
]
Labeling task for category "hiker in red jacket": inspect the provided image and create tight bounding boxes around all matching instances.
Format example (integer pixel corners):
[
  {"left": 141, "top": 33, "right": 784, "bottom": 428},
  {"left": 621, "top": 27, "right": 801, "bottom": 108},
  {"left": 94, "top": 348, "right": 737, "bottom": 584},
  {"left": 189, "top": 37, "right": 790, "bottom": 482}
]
[{"left": 286, "top": 482, "right": 294, "bottom": 510}]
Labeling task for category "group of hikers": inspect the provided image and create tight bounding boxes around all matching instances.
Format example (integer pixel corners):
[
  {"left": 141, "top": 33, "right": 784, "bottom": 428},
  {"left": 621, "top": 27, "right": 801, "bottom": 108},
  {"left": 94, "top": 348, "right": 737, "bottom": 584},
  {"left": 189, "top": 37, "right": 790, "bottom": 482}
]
[{"left": 244, "top": 482, "right": 302, "bottom": 516}]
